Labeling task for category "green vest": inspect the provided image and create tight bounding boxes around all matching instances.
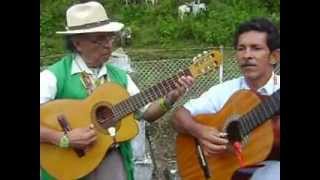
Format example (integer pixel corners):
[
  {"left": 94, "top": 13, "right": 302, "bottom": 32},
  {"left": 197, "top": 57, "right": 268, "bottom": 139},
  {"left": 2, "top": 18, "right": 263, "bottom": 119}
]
[{"left": 41, "top": 54, "right": 135, "bottom": 180}]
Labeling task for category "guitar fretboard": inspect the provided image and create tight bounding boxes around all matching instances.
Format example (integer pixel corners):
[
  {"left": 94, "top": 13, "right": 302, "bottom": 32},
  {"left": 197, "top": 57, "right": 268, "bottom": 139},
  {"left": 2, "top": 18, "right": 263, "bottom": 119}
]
[
  {"left": 111, "top": 69, "right": 192, "bottom": 121},
  {"left": 239, "top": 89, "right": 280, "bottom": 137}
]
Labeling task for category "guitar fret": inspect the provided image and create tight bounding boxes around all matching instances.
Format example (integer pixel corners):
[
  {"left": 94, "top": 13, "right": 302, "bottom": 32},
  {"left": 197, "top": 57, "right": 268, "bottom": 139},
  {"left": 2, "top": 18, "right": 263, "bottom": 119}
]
[
  {"left": 128, "top": 99, "right": 136, "bottom": 112},
  {"left": 239, "top": 117, "right": 248, "bottom": 137},
  {"left": 158, "top": 85, "right": 165, "bottom": 96},
  {"left": 166, "top": 79, "right": 174, "bottom": 91},
  {"left": 142, "top": 93, "right": 150, "bottom": 105},
  {"left": 156, "top": 85, "right": 163, "bottom": 97},
  {"left": 151, "top": 86, "right": 160, "bottom": 98},
  {"left": 252, "top": 117, "right": 259, "bottom": 131},
  {"left": 113, "top": 103, "right": 121, "bottom": 118},
  {"left": 269, "top": 94, "right": 280, "bottom": 111},
  {"left": 151, "top": 87, "right": 159, "bottom": 100},
  {"left": 114, "top": 106, "right": 122, "bottom": 119},
  {"left": 247, "top": 116, "right": 255, "bottom": 133},
  {"left": 122, "top": 99, "right": 129, "bottom": 111},
  {"left": 136, "top": 93, "right": 147, "bottom": 106},
  {"left": 252, "top": 105, "right": 265, "bottom": 124},
  {"left": 148, "top": 88, "right": 158, "bottom": 102},
  {"left": 241, "top": 115, "right": 251, "bottom": 135},
  {"left": 159, "top": 82, "right": 166, "bottom": 96},
  {"left": 128, "top": 100, "right": 136, "bottom": 111},
  {"left": 112, "top": 105, "right": 118, "bottom": 116},
  {"left": 264, "top": 99, "right": 274, "bottom": 115},
  {"left": 144, "top": 89, "right": 153, "bottom": 103},
  {"left": 242, "top": 90, "right": 280, "bottom": 134},
  {"left": 258, "top": 102, "right": 271, "bottom": 122},
  {"left": 248, "top": 114, "right": 257, "bottom": 131},
  {"left": 250, "top": 106, "right": 263, "bottom": 127},
  {"left": 247, "top": 111, "right": 258, "bottom": 131},
  {"left": 270, "top": 89, "right": 280, "bottom": 109},
  {"left": 170, "top": 75, "right": 178, "bottom": 89},
  {"left": 241, "top": 117, "right": 251, "bottom": 133},
  {"left": 161, "top": 81, "right": 169, "bottom": 95},
  {"left": 162, "top": 80, "right": 169, "bottom": 93},
  {"left": 120, "top": 100, "right": 127, "bottom": 114},
  {"left": 124, "top": 100, "right": 134, "bottom": 116},
  {"left": 132, "top": 96, "right": 141, "bottom": 108},
  {"left": 171, "top": 80, "right": 176, "bottom": 90}
]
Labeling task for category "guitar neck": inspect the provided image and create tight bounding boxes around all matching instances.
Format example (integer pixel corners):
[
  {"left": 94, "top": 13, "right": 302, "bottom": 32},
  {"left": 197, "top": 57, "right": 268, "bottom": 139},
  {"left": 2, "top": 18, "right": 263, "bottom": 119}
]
[
  {"left": 240, "top": 89, "right": 280, "bottom": 136},
  {"left": 112, "top": 69, "right": 192, "bottom": 120},
  {"left": 111, "top": 50, "right": 222, "bottom": 121}
]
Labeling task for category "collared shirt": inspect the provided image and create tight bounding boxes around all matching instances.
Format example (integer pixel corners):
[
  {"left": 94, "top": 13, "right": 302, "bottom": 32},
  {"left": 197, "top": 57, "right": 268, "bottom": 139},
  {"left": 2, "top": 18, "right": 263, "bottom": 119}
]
[
  {"left": 184, "top": 73, "right": 280, "bottom": 116},
  {"left": 40, "top": 54, "right": 141, "bottom": 105}
]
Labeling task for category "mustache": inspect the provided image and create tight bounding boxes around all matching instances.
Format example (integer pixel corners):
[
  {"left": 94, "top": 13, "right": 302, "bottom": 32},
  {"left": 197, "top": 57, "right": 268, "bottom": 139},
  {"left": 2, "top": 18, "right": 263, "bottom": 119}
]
[{"left": 240, "top": 63, "right": 256, "bottom": 67}]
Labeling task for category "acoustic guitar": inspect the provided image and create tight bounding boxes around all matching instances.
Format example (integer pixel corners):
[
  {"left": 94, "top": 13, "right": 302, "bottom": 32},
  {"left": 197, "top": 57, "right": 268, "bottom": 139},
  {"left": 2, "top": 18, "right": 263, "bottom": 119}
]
[
  {"left": 230, "top": 63, "right": 280, "bottom": 180},
  {"left": 40, "top": 50, "right": 222, "bottom": 180},
  {"left": 176, "top": 88, "right": 280, "bottom": 180}
]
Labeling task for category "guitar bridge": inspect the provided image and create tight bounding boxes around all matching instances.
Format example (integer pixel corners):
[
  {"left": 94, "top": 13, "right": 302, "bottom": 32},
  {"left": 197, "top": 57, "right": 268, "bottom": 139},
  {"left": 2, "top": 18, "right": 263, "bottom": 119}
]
[{"left": 57, "top": 115, "right": 85, "bottom": 157}]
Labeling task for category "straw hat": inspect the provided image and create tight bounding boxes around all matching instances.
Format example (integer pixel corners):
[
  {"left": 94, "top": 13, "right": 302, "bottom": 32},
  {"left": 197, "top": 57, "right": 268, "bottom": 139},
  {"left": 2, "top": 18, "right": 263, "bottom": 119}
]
[{"left": 56, "top": 1, "right": 124, "bottom": 34}]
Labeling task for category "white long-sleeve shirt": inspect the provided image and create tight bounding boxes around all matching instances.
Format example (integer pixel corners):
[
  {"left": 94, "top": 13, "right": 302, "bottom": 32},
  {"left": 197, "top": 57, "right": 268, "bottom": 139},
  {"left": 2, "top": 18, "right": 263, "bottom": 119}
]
[{"left": 184, "top": 73, "right": 280, "bottom": 116}]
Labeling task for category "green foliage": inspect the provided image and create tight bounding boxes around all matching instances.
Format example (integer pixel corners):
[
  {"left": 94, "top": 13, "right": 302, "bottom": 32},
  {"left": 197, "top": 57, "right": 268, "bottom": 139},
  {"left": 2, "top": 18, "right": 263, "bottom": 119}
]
[
  {"left": 40, "top": 0, "right": 279, "bottom": 65},
  {"left": 40, "top": 0, "right": 72, "bottom": 57}
]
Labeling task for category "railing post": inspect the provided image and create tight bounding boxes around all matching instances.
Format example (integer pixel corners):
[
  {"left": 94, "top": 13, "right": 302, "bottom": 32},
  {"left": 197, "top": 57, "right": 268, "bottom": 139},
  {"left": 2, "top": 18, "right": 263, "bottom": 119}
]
[{"left": 219, "top": 45, "right": 224, "bottom": 83}]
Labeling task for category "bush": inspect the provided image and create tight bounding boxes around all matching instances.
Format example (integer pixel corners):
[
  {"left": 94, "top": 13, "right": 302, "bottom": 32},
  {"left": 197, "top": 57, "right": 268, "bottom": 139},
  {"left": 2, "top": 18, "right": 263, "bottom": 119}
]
[{"left": 40, "top": 0, "right": 279, "bottom": 64}]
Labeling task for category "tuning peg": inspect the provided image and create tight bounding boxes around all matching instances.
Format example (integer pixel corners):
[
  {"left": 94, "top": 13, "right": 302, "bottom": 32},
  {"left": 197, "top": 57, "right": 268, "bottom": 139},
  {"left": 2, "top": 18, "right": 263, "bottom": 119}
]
[{"left": 192, "top": 57, "right": 197, "bottom": 62}]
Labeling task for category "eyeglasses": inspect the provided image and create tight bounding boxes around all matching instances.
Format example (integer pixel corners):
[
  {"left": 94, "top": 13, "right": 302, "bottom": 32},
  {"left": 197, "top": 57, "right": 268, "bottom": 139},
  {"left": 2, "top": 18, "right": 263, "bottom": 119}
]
[{"left": 84, "top": 34, "right": 116, "bottom": 47}]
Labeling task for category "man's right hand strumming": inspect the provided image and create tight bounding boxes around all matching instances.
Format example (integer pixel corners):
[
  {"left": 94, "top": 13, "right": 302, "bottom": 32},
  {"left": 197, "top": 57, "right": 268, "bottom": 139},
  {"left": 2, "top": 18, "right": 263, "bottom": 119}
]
[{"left": 195, "top": 125, "right": 229, "bottom": 156}]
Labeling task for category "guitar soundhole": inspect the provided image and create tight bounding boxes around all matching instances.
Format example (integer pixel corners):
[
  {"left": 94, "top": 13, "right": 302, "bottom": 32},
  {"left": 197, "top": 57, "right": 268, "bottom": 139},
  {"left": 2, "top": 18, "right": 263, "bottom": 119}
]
[
  {"left": 226, "top": 120, "right": 242, "bottom": 143},
  {"left": 95, "top": 105, "right": 115, "bottom": 128}
]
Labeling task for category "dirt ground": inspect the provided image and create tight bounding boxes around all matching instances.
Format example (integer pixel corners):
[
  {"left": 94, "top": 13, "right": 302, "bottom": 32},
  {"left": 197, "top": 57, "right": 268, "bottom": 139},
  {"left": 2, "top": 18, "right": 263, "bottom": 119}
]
[{"left": 146, "top": 108, "right": 181, "bottom": 180}]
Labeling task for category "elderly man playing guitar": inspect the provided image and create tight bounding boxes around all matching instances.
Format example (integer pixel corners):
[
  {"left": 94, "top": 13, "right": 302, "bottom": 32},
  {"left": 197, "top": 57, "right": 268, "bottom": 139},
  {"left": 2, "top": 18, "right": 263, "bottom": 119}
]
[{"left": 40, "top": 1, "right": 194, "bottom": 180}]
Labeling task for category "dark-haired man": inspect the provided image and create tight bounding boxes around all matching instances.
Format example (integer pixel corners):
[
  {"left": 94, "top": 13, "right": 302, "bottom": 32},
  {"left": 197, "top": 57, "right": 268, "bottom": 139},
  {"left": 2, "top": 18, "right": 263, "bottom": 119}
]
[{"left": 174, "top": 17, "right": 280, "bottom": 180}]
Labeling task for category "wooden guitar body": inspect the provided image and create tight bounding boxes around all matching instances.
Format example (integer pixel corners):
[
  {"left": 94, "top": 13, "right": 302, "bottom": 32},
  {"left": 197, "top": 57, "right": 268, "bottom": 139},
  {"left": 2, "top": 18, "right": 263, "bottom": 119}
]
[
  {"left": 176, "top": 90, "right": 275, "bottom": 180},
  {"left": 40, "top": 83, "right": 138, "bottom": 180}
]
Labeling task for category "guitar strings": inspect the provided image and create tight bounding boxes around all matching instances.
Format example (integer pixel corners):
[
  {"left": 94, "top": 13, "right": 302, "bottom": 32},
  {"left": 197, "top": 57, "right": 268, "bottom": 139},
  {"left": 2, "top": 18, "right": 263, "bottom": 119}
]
[
  {"left": 98, "top": 73, "right": 189, "bottom": 124},
  {"left": 96, "top": 56, "right": 221, "bottom": 124},
  {"left": 111, "top": 61, "right": 222, "bottom": 121},
  {"left": 239, "top": 90, "right": 279, "bottom": 137},
  {"left": 97, "top": 80, "right": 180, "bottom": 124}
]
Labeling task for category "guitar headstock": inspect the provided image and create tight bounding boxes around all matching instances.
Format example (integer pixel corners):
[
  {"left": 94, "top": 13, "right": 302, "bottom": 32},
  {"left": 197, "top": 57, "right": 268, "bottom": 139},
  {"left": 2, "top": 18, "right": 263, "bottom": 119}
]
[{"left": 189, "top": 50, "right": 223, "bottom": 78}]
